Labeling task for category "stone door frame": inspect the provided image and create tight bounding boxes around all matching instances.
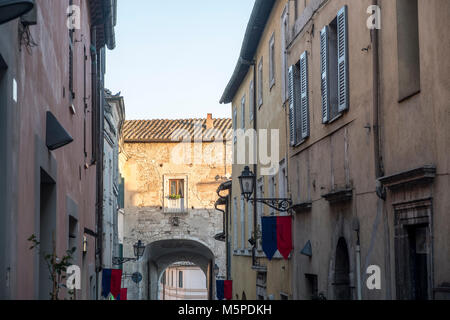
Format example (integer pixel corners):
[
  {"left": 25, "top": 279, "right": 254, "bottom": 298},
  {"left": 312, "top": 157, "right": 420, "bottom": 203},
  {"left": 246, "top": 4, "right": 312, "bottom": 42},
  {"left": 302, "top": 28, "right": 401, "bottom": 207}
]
[{"left": 393, "top": 198, "right": 434, "bottom": 300}]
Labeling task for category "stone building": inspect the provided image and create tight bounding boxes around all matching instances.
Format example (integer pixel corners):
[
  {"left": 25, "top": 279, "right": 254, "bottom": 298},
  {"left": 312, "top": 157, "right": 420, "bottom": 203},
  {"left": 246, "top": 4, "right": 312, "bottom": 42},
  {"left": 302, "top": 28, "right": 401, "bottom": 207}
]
[
  {"left": 101, "top": 90, "right": 125, "bottom": 275},
  {"left": 221, "top": 0, "right": 450, "bottom": 300},
  {"left": 0, "top": 0, "right": 117, "bottom": 299},
  {"left": 119, "top": 115, "right": 232, "bottom": 300}
]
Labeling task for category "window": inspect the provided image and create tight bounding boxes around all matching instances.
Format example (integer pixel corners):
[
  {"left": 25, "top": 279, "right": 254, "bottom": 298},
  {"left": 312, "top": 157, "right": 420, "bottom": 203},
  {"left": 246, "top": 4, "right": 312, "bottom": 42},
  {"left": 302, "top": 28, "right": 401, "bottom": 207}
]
[
  {"left": 249, "top": 81, "right": 254, "bottom": 122},
  {"left": 257, "top": 58, "right": 263, "bottom": 107},
  {"left": 241, "top": 95, "right": 246, "bottom": 129},
  {"left": 269, "top": 33, "right": 276, "bottom": 88},
  {"left": 279, "top": 160, "right": 287, "bottom": 198},
  {"left": 69, "top": 0, "right": 74, "bottom": 99},
  {"left": 256, "top": 178, "right": 264, "bottom": 250},
  {"left": 305, "top": 274, "right": 319, "bottom": 300},
  {"left": 269, "top": 176, "right": 276, "bottom": 215},
  {"left": 164, "top": 175, "right": 187, "bottom": 213},
  {"left": 179, "top": 271, "right": 183, "bottom": 288},
  {"left": 288, "top": 51, "right": 310, "bottom": 146},
  {"left": 397, "top": 0, "right": 420, "bottom": 101},
  {"left": 320, "top": 6, "right": 349, "bottom": 124},
  {"left": 169, "top": 179, "right": 184, "bottom": 198},
  {"left": 281, "top": 6, "right": 289, "bottom": 103},
  {"left": 233, "top": 107, "right": 237, "bottom": 144}
]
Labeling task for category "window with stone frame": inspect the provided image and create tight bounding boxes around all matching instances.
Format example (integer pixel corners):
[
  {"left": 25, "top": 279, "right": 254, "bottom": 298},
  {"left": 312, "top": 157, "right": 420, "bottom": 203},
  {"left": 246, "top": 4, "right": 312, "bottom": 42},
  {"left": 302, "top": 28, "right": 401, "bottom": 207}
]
[{"left": 164, "top": 175, "right": 188, "bottom": 213}]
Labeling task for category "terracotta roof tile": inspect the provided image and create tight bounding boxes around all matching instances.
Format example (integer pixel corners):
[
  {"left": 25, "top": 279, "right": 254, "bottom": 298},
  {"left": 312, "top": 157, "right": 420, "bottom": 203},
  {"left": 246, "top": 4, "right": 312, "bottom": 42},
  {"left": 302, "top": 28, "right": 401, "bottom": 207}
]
[{"left": 123, "top": 118, "right": 232, "bottom": 142}]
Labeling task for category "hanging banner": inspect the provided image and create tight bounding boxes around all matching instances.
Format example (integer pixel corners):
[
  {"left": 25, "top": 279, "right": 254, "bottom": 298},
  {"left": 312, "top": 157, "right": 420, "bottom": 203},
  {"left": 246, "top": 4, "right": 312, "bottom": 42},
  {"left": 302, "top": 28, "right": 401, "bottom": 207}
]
[
  {"left": 117, "top": 288, "right": 128, "bottom": 301},
  {"left": 101, "top": 269, "right": 112, "bottom": 298},
  {"left": 216, "top": 280, "right": 224, "bottom": 300},
  {"left": 277, "top": 216, "right": 293, "bottom": 259},
  {"left": 102, "top": 269, "right": 123, "bottom": 299},
  {"left": 262, "top": 216, "right": 278, "bottom": 260},
  {"left": 224, "top": 280, "right": 233, "bottom": 300}
]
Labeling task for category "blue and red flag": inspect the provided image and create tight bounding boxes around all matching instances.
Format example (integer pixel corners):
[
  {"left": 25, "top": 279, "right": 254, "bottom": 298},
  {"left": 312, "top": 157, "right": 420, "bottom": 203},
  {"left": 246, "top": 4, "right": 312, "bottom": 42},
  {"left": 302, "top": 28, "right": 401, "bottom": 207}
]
[
  {"left": 261, "top": 216, "right": 292, "bottom": 260},
  {"left": 216, "top": 280, "right": 232, "bottom": 300},
  {"left": 102, "top": 269, "right": 123, "bottom": 299}
]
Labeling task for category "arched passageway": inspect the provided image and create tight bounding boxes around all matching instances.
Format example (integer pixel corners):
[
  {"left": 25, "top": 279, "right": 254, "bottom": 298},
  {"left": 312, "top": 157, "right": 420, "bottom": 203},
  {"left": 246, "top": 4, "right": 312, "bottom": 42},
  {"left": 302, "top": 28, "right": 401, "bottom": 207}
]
[
  {"left": 334, "top": 237, "right": 351, "bottom": 300},
  {"left": 144, "top": 239, "right": 215, "bottom": 300},
  {"left": 158, "top": 262, "right": 208, "bottom": 300}
]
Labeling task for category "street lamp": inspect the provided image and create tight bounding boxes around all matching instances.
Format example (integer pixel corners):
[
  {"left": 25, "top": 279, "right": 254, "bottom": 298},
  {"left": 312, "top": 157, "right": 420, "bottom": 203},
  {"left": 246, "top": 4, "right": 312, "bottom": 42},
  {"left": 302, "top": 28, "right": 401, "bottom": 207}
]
[
  {"left": 133, "top": 240, "right": 145, "bottom": 259},
  {"left": 214, "top": 264, "right": 219, "bottom": 278},
  {"left": 238, "top": 166, "right": 293, "bottom": 213},
  {"left": 0, "top": 0, "right": 34, "bottom": 25},
  {"left": 238, "top": 166, "right": 255, "bottom": 201},
  {"left": 112, "top": 240, "right": 145, "bottom": 266}
]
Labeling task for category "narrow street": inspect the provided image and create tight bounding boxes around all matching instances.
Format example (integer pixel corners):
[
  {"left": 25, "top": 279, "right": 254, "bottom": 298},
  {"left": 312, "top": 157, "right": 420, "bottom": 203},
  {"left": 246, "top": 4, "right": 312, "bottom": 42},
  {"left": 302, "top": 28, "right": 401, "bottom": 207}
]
[{"left": 0, "top": 0, "right": 449, "bottom": 309}]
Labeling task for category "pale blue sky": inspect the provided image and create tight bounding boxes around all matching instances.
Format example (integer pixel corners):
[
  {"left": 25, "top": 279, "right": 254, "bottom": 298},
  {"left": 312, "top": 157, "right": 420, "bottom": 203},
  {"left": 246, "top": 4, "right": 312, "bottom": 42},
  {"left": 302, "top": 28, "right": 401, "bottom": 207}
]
[{"left": 105, "top": 0, "right": 254, "bottom": 120}]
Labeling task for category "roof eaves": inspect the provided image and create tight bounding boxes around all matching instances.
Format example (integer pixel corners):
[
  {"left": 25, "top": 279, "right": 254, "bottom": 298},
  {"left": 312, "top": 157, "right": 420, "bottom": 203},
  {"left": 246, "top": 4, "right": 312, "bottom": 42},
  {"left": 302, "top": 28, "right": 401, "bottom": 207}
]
[{"left": 219, "top": 0, "right": 276, "bottom": 105}]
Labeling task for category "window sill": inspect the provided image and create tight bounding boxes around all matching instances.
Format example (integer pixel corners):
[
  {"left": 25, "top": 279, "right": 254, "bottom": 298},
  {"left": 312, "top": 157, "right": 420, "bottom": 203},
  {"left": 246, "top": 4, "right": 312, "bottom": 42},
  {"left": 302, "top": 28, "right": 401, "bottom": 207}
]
[
  {"left": 326, "top": 112, "right": 343, "bottom": 125},
  {"left": 291, "top": 138, "right": 307, "bottom": 148},
  {"left": 398, "top": 89, "right": 421, "bottom": 103}
]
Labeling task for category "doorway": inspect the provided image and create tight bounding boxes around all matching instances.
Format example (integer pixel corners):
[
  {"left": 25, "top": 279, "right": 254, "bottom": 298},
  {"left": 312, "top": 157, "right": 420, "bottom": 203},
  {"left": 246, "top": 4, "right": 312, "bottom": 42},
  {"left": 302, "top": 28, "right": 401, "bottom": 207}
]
[
  {"left": 407, "top": 225, "right": 429, "bottom": 300},
  {"left": 39, "top": 169, "right": 56, "bottom": 300},
  {"left": 334, "top": 237, "right": 351, "bottom": 300}
]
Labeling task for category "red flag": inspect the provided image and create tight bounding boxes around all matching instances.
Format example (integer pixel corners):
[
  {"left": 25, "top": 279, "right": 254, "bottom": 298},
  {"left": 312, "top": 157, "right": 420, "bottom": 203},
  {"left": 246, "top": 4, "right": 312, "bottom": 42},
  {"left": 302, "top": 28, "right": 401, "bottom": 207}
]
[
  {"left": 110, "top": 269, "right": 123, "bottom": 299},
  {"left": 277, "top": 216, "right": 293, "bottom": 259},
  {"left": 119, "top": 288, "right": 127, "bottom": 301},
  {"left": 224, "top": 280, "right": 233, "bottom": 300}
]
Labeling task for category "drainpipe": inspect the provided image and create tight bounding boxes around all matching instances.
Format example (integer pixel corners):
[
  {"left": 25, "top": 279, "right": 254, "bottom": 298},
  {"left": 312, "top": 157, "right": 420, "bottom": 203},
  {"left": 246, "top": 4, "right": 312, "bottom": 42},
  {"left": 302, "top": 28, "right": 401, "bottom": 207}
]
[
  {"left": 372, "top": 0, "right": 383, "bottom": 181},
  {"left": 252, "top": 62, "right": 258, "bottom": 267}
]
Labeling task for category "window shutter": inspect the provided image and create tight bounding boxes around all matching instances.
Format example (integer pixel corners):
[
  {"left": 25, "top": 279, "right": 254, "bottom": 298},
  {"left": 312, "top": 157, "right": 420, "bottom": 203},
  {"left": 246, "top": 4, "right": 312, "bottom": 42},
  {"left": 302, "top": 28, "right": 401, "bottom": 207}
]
[
  {"left": 249, "top": 81, "right": 254, "bottom": 121},
  {"left": 299, "top": 51, "right": 309, "bottom": 140},
  {"left": 337, "top": 5, "right": 349, "bottom": 112},
  {"left": 320, "top": 26, "right": 330, "bottom": 124},
  {"left": 288, "top": 65, "right": 296, "bottom": 146},
  {"left": 241, "top": 96, "right": 245, "bottom": 129},
  {"left": 233, "top": 108, "right": 237, "bottom": 144}
]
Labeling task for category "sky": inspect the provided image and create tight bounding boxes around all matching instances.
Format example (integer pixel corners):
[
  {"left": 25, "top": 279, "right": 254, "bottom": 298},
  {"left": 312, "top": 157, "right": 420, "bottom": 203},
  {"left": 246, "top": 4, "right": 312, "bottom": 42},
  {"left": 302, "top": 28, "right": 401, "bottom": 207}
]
[{"left": 105, "top": 0, "right": 255, "bottom": 120}]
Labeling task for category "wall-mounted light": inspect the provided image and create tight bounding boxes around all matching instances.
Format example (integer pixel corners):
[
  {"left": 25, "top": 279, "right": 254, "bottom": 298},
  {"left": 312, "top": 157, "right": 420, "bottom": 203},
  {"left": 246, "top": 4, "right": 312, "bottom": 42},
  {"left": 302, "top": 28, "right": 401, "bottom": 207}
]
[{"left": 82, "top": 235, "right": 88, "bottom": 254}]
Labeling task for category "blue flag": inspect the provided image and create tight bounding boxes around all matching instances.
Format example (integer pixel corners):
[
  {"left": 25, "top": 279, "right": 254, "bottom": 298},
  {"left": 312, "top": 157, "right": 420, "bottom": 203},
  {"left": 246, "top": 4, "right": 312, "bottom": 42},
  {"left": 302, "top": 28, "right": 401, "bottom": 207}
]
[
  {"left": 216, "top": 280, "right": 224, "bottom": 300},
  {"left": 102, "top": 269, "right": 112, "bottom": 298},
  {"left": 262, "top": 216, "right": 278, "bottom": 260}
]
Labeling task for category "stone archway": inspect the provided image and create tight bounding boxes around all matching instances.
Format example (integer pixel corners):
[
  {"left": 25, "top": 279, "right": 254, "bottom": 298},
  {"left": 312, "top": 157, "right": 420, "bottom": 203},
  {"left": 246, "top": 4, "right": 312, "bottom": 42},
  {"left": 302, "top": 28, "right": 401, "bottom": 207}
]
[
  {"left": 144, "top": 239, "right": 215, "bottom": 300},
  {"left": 334, "top": 237, "right": 351, "bottom": 300}
]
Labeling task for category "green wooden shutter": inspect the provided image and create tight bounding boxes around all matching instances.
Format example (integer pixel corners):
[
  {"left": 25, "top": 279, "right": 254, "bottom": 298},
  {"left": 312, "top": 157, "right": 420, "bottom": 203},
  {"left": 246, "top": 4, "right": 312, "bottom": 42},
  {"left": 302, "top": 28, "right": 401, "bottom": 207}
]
[
  {"left": 337, "top": 5, "right": 349, "bottom": 112},
  {"left": 288, "top": 65, "right": 296, "bottom": 146},
  {"left": 300, "top": 51, "right": 309, "bottom": 140},
  {"left": 320, "top": 26, "right": 330, "bottom": 124}
]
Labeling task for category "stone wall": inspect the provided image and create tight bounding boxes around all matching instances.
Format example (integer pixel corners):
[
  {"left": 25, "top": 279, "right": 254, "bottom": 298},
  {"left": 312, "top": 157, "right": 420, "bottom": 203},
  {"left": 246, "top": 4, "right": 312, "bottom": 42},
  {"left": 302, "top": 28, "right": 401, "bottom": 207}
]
[{"left": 120, "top": 140, "right": 231, "bottom": 299}]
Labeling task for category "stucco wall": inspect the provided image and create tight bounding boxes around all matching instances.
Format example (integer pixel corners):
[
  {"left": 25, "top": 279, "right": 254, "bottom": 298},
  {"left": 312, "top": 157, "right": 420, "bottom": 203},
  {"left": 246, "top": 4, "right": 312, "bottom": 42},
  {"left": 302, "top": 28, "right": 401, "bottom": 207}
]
[{"left": 0, "top": 0, "right": 98, "bottom": 299}]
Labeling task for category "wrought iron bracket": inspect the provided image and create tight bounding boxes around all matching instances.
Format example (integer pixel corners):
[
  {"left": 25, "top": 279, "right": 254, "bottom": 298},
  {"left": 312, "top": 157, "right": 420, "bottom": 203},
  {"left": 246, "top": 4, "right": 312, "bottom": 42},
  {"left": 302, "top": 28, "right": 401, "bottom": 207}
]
[
  {"left": 249, "top": 198, "right": 293, "bottom": 213},
  {"left": 112, "top": 257, "right": 137, "bottom": 266}
]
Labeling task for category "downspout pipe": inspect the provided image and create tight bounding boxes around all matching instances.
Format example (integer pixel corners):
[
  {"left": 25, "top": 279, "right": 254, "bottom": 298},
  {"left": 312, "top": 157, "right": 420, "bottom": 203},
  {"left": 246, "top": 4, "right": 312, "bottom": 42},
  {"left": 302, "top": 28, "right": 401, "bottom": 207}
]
[
  {"left": 252, "top": 62, "right": 257, "bottom": 267},
  {"left": 372, "top": 0, "right": 384, "bottom": 182}
]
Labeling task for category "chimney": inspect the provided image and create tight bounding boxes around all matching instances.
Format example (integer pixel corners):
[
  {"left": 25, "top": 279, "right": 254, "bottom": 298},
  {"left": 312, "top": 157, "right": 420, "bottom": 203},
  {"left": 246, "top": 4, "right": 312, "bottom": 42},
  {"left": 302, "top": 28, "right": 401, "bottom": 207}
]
[{"left": 206, "top": 113, "right": 213, "bottom": 129}]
